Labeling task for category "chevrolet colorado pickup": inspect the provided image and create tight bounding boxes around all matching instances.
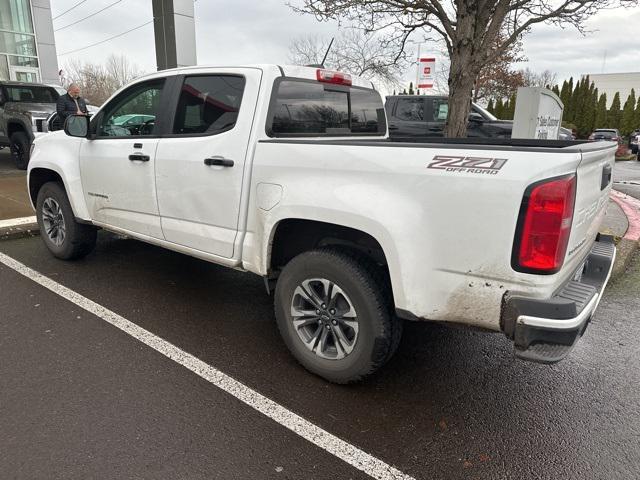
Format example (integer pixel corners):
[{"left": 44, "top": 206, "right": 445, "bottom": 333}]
[{"left": 27, "top": 65, "right": 616, "bottom": 383}]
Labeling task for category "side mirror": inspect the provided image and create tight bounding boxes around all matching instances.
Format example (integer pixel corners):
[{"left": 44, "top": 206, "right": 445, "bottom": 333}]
[
  {"left": 468, "top": 112, "right": 484, "bottom": 123},
  {"left": 64, "top": 114, "right": 89, "bottom": 138}
]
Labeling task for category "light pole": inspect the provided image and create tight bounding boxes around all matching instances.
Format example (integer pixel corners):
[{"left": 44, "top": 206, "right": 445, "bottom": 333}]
[{"left": 407, "top": 40, "right": 424, "bottom": 93}]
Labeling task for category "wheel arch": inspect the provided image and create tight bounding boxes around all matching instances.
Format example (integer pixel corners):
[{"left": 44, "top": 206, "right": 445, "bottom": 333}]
[
  {"left": 265, "top": 217, "right": 403, "bottom": 307},
  {"left": 28, "top": 166, "right": 90, "bottom": 220},
  {"left": 7, "top": 120, "right": 31, "bottom": 141}
]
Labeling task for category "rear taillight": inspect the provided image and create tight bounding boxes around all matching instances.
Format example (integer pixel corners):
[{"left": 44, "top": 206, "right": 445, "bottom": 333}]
[
  {"left": 316, "top": 69, "right": 352, "bottom": 86},
  {"left": 513, "top": 175, "right": 577, "bottom": 274}
]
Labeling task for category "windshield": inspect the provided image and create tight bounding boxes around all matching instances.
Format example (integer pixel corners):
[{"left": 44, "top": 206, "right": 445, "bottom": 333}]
[
  {"left": 594, "top": 130, "right": 616, "bottom": 138},
  {"left": 473, "top": 103, "right": 498, "bottom": 121},
  {"left": 5, "top": 86, "right": 59, "bottom": 103}
]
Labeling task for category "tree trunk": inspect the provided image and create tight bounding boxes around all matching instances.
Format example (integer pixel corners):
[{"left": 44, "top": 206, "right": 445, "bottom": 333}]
[{"left": 445, "top": 47, "right": 478, "bottom": 138}]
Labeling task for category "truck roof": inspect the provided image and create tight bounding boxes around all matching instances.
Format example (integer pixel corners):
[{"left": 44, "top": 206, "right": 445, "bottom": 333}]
[
  {"left": 0, "top": 80, "right": 56, "bottom": 88},
  {"left": 131, "top": 64, "right": 376, "bottom": 89}
]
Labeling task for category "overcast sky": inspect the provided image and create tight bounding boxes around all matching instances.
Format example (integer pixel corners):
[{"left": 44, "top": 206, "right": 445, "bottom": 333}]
[{"left": 52, "top": 0, "right": 640, "bottom": 92}]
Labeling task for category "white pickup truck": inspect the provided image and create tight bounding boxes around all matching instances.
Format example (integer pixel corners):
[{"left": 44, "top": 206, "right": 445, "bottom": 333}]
[{"left": 27, "top": 65, "right": 616, "bottom": 383}]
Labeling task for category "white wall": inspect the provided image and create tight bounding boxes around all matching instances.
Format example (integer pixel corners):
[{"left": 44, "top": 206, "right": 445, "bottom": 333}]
[
  {"left": 31, "top": 0, "right": 59, "bottom": 84},
  {"left": 584, "top": 72, "right": 640, "bottom": 108}
]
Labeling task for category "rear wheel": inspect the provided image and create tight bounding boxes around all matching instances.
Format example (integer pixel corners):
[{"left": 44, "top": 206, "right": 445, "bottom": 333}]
[
  {"left": 10, "top": 131, "right": 30, "bottom": 170},
  {"left": 36, "top": 182, "right": 97, "bottom": 260},
  {"left": 274, "top": 248, "right": 402, "bottom": 384}
]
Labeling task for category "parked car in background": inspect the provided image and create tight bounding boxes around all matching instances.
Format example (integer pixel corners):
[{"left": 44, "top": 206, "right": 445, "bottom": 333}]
[
  {"left": 385, "top": 95, "right": 513, "bottom": 139},
  {"left": 559, "top": 126, "right": 575, "bottom": 141},
  {"left": 589, "top": 129, "right": 621, "bottom": 143},
  {"left": 0, "top": 81, "right": 61, "bottom": 169},
  {"left": 629, "top": 129, "right": 639, "bottom": 154}
]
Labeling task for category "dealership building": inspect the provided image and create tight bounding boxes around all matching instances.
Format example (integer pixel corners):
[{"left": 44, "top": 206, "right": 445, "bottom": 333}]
[
  {"left": 583, "top": 72, "right": 640, "bottom": 107},
  {"left": 0, "top": 0, "right": 58, "bottom": 84}
]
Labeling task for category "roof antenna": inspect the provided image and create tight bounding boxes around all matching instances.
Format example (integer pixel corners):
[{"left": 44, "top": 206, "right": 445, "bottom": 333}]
[
  {"left": 320, "top": 37, "right": 334, "bottom": 67},
  {"left": 305, "top": 37, "right": 335, "bottom": 68}
]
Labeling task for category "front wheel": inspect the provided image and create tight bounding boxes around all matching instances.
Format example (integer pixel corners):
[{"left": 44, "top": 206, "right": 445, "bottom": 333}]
[
  {"left": 10, "top": 131, "right": 30, "bottom": 170},
  {"left": 36, "top": 182, "right": 97, "bottom": 260},
  {"left": 274, "top": 249, "right": 402, "bottom": 384}
]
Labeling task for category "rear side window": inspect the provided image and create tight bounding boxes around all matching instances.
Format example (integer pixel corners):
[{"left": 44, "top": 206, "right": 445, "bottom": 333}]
[
  {"left": 393, "top": 98, "right": 425, "bottom": 121},
  {"left": 173, "top": 75, "right": 245, "bottom": 135},
  {"left": 268, "top": 79, "right": 385, "bottom": 136}
]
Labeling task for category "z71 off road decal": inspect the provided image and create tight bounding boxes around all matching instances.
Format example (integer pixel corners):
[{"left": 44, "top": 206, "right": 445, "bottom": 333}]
[{"left": 427, "top": 155, "right": 508, "bottom": 175}]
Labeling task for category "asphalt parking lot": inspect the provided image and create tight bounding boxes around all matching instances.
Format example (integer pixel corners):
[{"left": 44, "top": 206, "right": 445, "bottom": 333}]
[{"left": 1, "top": 231, "right": 640, "bottom": 480}]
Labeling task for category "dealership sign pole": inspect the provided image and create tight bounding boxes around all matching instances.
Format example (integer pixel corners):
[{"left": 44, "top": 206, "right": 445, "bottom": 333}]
[{"left": 418, "top": 57, "right": 435, "bottom": 91}]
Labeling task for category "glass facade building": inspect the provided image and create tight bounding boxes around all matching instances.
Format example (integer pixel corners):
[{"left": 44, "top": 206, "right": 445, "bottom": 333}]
[{"left": 0, "top": 0, "right": 58, "bottom": 83}]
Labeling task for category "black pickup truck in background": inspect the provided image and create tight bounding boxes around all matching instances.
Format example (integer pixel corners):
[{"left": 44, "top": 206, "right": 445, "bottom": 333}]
[
  {"left": 385, "top": 95, "right": 575, "bottom": 140},
  {"left": 385, "top": 95, "right": 513, "bottom": 139}
]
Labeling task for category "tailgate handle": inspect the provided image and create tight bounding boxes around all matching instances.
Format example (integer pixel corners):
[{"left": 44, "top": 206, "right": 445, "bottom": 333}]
[{"left": 601, "top": 164, "right": 612, "bottom": 190}]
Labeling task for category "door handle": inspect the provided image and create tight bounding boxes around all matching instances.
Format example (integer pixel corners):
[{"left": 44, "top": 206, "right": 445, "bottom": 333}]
[
  {"left": 388, "top": 124, "right": 399, "bottom": 130},
  {"left": 204, "top": 157, "right": 234, "bottom": 167},
  {"left": 129, "top": 153, "right": 150, "bottom": 162}
]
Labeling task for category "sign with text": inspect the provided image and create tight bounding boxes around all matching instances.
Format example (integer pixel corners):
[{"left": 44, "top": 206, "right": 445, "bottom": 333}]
[
  {"left": 418, "top": 57, "right": 435, "bottom": 89},
  {"left": 512, "top": 87, "right": 564, "bottom": 140}
]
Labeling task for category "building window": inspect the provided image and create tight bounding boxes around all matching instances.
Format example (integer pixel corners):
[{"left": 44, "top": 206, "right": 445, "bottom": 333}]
[
  {"left": 8, "top": 55, "right": 37, "bottom": 67},
  {"left": 0, "top": 31, "right": 37, "bottom": 57},
  {"left": 0, "top": 0, "right": 34, "bottom": 34}
]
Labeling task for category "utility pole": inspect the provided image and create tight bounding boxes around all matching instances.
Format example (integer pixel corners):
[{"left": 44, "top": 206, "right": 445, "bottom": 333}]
[
  {"left": 415, "top": 42, "right": 421, "bottom": 91},
  {"left": 152, "top": 0, "right": 197, "bottom": 70}
]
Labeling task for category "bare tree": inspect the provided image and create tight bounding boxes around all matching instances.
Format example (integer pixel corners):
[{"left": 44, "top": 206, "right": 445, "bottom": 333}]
[
  {"left": 62, "top": 54, "right": 144, "bottom": 105},
  {"left": 292, "top": 0, "right": 637, "bottom": 137},
  {"left": 472, "top": 34, "right": 525, "bottom": 102},
  {"left": 288, "top": 29, "right": 409, "bottom": 89},
  {"left": 519, "top": 68, "right": 558, "bottom": 89}
]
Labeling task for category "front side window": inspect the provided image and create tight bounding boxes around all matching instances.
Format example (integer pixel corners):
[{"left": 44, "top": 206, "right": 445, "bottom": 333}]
[
  {"left": 394, "top": 98, "right": 425, "bottom": 121},
  {"left": 269, "top": 80, "right": 384, "bottom": 136},
  {"left": 99, "top": 80, "right": 164, "bottom": 137},
  {"left": 172, "top": 75, "right": 245, "bottom": 135},
  {"left": 429, "top": 99, "right": 449, "bottom": 122}
]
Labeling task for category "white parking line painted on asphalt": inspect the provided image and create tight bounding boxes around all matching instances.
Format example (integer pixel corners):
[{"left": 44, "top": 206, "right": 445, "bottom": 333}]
[
  {"left": 0, "top": 216, "right": 36, "bottom": 229},
  {"left": 0, "top": 251, "right": 415, "bottom": 480}
]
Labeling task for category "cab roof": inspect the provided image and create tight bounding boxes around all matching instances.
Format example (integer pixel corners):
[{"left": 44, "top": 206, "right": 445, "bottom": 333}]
[{"left": 133, "top": 64, "right": 376, "bottom": 90}]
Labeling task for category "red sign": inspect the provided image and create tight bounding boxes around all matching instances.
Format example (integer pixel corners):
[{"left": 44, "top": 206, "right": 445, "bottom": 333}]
[{"left": 418, "top": 57, "right": 435, "bottom": 89}]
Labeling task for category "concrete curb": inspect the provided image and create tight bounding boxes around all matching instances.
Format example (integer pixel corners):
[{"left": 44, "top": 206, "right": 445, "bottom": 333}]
[
  {"left": 609, "top": 190, "right": 640, "bottom": 281},
  {"left": 0, "top": 222, "right": 39, "bottom": 241},
  {"left": 0, "top": 216, "right": 39, "bottom": 241}
]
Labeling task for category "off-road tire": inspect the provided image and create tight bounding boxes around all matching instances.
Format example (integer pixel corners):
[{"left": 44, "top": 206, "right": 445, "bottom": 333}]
[
  {"left": 10, "top": 131, "right": 30, "bottom": 170},
  {"left": 274, "top": 248, "right": 402, "bottom": 384},
  {"left": 36, "top": 182, "right": 97, "bottom": 260}
]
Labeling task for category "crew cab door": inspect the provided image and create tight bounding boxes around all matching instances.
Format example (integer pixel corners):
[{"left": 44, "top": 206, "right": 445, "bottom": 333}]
[
  {"left": 155, "top": 69, "right": 261, "bottom": 258},
  {"left": 80, "top": 78, "right": 169, "bottom": 238},
  {"left": 424, "top": 97, "right": 447, "bottom": 137},
  {"left": 387, "top": 97, "right": 428, "bottom": 137}
]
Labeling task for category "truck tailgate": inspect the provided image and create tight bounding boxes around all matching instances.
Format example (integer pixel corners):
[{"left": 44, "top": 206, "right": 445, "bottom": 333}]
[{"left": 566, "top": 143, "right": 616, "bottom": 266}]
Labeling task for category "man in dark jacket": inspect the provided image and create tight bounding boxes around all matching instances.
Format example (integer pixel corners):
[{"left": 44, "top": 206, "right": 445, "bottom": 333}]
[{"left": 56, "top": 83, "right": 88, "bottom": 125}]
